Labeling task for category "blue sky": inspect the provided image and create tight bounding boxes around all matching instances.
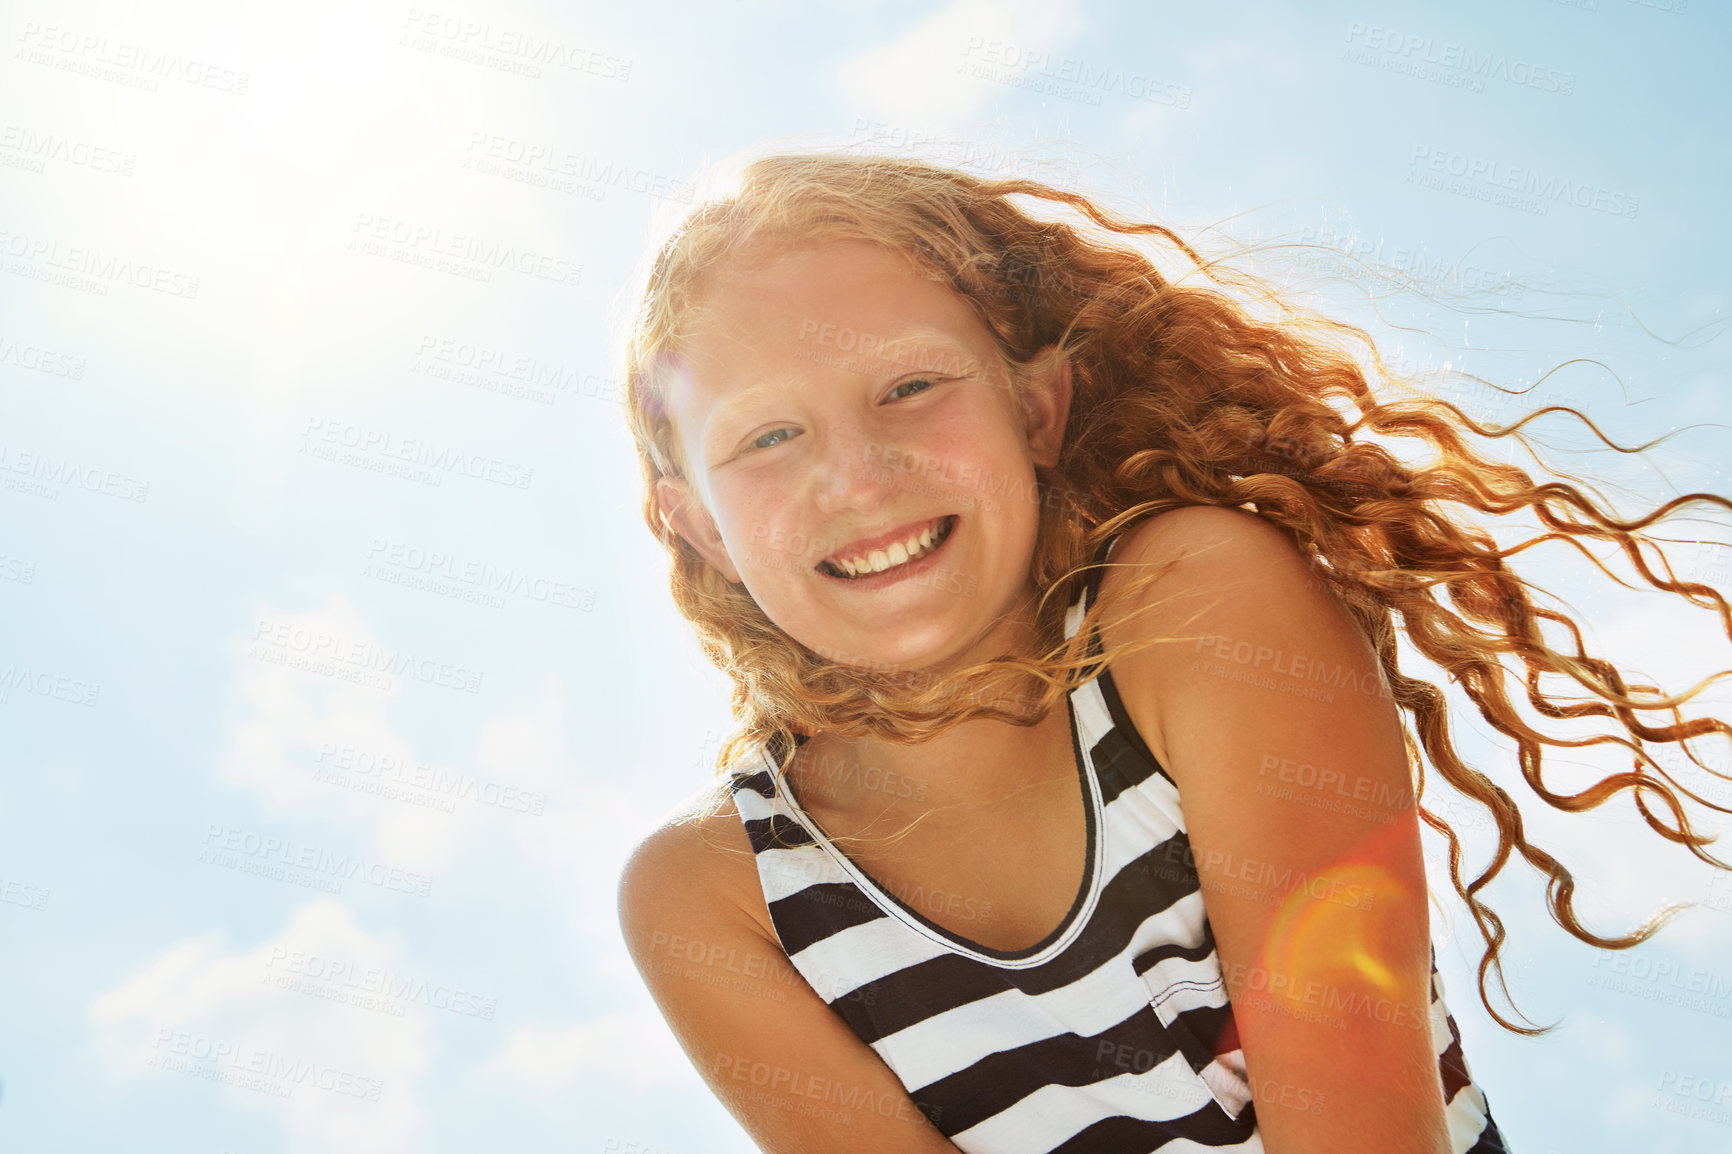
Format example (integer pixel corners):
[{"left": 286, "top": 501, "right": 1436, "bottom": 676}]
[{"left": 2, "top": 0, "right": 1728, "bottom": 1150}]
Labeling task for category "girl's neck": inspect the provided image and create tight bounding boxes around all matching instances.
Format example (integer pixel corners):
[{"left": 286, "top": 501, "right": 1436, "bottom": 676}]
[
  {"left": 789, "top": 684, "right": 1076, "bottom": 823},
  {"left": 788, "top": 578, "right": 1070, "bottom": 817}
]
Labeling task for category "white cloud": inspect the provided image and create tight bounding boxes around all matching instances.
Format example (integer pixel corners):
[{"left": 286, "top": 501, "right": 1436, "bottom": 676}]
[
  {"left": 478, "top": 1006, "right": 692, "bottom": 1093},
  {"left": 88, "top": 899, "right": 432, "bottom": 1154},
  {"left": 220, "top": 595, "right": 473, "bottom": 868},
  {"left": 219, "top": 590, "right": 702, "bottom": 1058},
  {"left": 839, "top": 0, "right": 1082, "bottom": 124},
  {"left": 472, "top": 675, "right": 571, "bottom": 795}
]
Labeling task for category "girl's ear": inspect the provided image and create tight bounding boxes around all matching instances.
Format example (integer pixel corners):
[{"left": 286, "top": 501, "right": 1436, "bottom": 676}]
[
  {"left": 1021, "top": 346, "right": 1073, "bottom": 469},
  {"left": 654, "top": 476, "right": 743, "bottom": 584}
]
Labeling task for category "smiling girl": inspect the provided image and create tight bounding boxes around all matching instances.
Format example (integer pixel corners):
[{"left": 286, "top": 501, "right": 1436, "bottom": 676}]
[{"left": 615, "top": 153, "right": 1731, "bottom": 1153}]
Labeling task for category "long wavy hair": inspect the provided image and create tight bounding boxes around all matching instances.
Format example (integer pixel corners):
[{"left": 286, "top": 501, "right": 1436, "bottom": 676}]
[{"left": 620, "top": 151, "right": 1732, "bottom": 1033}]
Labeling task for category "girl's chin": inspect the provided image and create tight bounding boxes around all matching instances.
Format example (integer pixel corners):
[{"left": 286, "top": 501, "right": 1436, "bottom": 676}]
[{"left": 796, "top": 621, "right": 1012, "bottom": 679}]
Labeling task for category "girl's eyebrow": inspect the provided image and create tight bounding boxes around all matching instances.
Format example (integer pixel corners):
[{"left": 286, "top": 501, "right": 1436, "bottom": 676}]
[
  {"left": 699, "top": 330, "right": 989, "bottom": 456},
  {"left": 852, "top": 328, "right": 974, "bottom": 362},
  {"left": 707, "top": 381, "right": 780, "bottom": 428},
  {"left": 701, "top": 380, "right": 789, "bottom": 456}
]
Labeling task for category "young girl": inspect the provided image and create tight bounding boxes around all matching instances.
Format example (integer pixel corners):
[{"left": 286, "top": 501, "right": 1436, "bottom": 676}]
[{"left": 615, "top": 153, "right": 1731, "bottom": 1153}]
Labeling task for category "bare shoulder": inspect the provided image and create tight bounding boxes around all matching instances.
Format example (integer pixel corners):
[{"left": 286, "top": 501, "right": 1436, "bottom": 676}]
[
  {"left": 1096, "top": 505, "right": 1330, "bottom": 766},
  {"left": 617, "top": 776, "right": 775, "bottom": 952},
  {"left": 616, "top": 773, "right": 965, "bottom": 1152},
  {"left": 1110, "top": 504, "right": 1307, "bottom": 583}
]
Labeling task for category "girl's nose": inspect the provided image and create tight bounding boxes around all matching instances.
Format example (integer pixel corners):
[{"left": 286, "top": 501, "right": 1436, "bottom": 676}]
[{"left": 811, "top": 422, "right": 901, "bottom": 516}]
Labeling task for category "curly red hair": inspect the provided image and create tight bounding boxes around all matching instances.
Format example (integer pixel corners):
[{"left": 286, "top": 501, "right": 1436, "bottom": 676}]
[{"left": 621, "top": 151, "right": 1732, "bottom": 1033}]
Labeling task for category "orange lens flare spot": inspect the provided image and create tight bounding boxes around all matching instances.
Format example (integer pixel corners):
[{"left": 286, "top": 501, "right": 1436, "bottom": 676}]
[{"left": 1257, "top": 860, "right": 1419, "bottom": 1003}]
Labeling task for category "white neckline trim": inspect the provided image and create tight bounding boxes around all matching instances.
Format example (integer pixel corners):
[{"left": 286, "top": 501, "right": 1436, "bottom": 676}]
[{"left": 761, "top": 686, "right": 1110, "bottom": 970}]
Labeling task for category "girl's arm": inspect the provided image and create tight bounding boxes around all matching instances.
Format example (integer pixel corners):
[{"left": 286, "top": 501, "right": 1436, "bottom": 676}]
[
  {"left": 1105, "top": 505, "right": 1453, "bottom": 1154},
  {"left": 617, "top": 801, "right": 964, "bottom": 1154}
]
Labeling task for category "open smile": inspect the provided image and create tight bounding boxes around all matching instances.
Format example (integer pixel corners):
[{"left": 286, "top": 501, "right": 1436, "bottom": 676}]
[{"left": 816, "top": 514, "right": 958, "bottom": 582}]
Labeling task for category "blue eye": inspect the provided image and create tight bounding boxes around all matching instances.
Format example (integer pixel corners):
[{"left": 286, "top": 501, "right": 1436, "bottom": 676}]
[
  {"left": 751, "top": 427, "right": 795, "bottom": 450},
  {"left": 889, "top": 378, "right": 937, "bottom": 400}
]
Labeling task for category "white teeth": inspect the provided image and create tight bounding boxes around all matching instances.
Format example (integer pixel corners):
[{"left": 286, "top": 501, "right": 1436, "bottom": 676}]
[{"left": 829, "top": 518, "right": 950, "bottom": 578}]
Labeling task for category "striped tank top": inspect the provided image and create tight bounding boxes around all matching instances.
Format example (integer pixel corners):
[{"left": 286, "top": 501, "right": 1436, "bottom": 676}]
[{"left": 725, "top": 540, "right": 1511, "bottom": 1153}]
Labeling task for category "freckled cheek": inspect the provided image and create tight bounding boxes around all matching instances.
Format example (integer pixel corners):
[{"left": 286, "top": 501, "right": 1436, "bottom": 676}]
[
  {"left": 717, "top": 498, "right": 814, "bottom": 576},
  {"left": 909, "top": 425, "right": 1031, "bottom": 505},
  {"left": 702, "top": 485, "right": 764, "bottom": 562}
]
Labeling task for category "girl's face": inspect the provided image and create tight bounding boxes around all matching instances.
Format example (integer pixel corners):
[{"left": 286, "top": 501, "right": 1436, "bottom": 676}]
[{"left": 656, "top": 239, "right": 1071, "bottom": 676}]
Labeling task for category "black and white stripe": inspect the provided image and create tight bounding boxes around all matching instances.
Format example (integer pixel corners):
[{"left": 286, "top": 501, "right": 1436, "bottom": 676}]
[{"left": 727, "top": 544, "right": 1511, "bottom": 1153}]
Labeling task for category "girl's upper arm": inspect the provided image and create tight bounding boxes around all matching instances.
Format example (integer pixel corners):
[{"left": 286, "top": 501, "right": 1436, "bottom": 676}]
[
  {"left": 616, "top": 806, "right": 962, "bottom": 1154},
  {"left": 1104, "top": 506, "right": 1453, "bottom": 1154}
]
